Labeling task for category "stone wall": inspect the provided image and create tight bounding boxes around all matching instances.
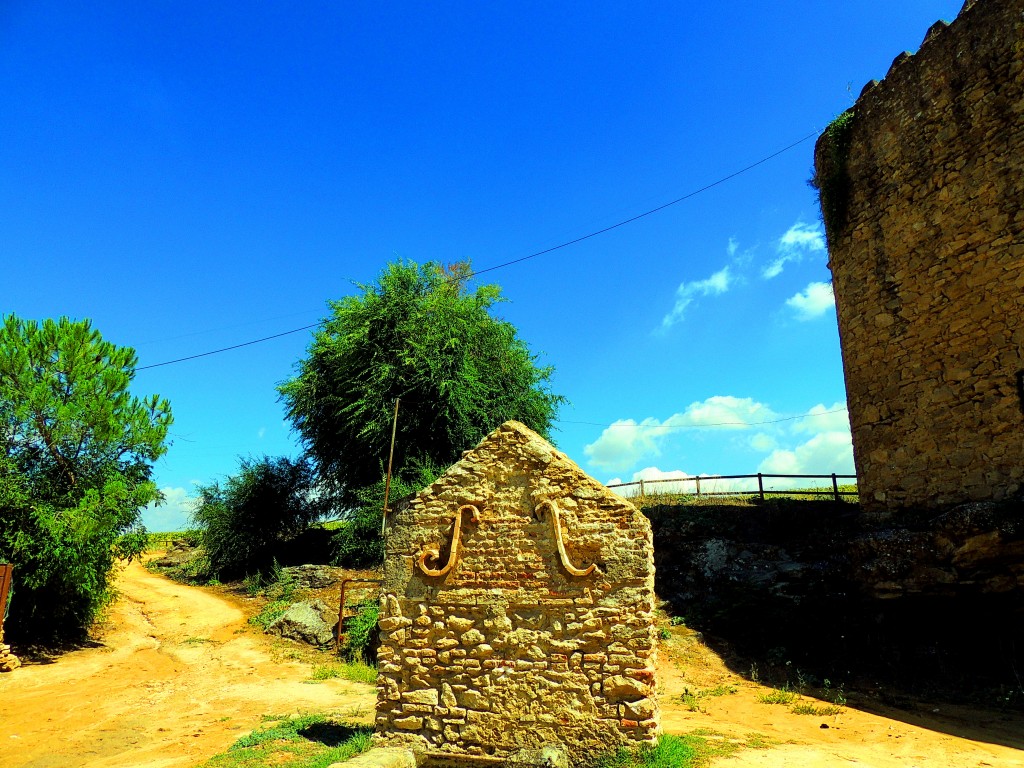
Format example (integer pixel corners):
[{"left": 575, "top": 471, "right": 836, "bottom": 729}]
[
  {"left": 376, "top": 421, "right": 658, "bottom": 766},
  {"left": 815, "top": 0, "right": 1024, "bottom": 512}
]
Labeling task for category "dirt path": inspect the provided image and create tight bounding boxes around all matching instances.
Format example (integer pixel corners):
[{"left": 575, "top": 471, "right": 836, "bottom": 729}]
[
  {"left": 0, "top": 561, "right": 375, "bottom": 768},
  {"left": 657, "top": 630, "right": 1024, "bottom": 768},
  {"left": 2, "top": 563, "right": 1023, "bottom": 768}
]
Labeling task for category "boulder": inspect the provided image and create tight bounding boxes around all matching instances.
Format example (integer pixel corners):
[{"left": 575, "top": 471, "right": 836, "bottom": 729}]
[{"left": 266, "top": 599, "right": 335, "bottom": 646}]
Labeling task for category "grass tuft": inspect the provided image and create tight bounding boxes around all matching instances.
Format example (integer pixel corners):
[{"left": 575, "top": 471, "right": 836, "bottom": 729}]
[
  {"left": 204, "top": 714, "right": 372, "bottom": 768},
  {"left": 309, "top": 661, "right": 378, "bottom": 684}
]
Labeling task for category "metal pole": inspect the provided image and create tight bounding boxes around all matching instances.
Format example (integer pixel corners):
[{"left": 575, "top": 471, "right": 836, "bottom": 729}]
[
  {"left": 757, "top": 473, "right": 764, "bottom": 501},
  {"left": 832, "top": 473, "right": 839, "bottom": 501},
  {"left": 381, "top": 398, "right": 400, "bottom": 535}
]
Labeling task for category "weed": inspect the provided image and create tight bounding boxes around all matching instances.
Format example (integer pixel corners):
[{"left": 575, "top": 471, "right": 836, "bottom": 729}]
[
  {"left": 309, "top": 662, "right": 377, "bottom": 685},
  {"left": 658, "top": 628, "right": 671, "bottom": 641},
  {"left": 182, "top": 637, "right": 213, "bottom": 646},
  {"left": 249, "top": 600, "right": 290, "bottom": 631},
  {"left": 678, "top": 685, "right": 737, "bottom": 712},
  {"left": 791, "top": 702, "right": 843, "bottom": 716},
  {"left": 757, "top": 687, "right": 797, "bottom": 705},
  {"left": 670, "top": 616, "right": 686, "bottom": 626},
  {"left": 823, "top": 678, "right": 847, "bottom": 706},
  {"left": 595, "top": 731, "right": 770, "bottom": 767}
]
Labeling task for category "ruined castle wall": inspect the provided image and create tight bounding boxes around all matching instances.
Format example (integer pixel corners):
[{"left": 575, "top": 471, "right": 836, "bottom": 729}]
[
  {"left": 375, "top": 422, "right": 658, "bottom": 766},
  {"left": 815, "top": 0, "right": 1024, "bottom": 512}
]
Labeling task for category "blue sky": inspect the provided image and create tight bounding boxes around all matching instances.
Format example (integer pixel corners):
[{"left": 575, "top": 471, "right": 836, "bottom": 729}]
[{"left": 1, "top": 2, "right": 964, "bottom": 530}]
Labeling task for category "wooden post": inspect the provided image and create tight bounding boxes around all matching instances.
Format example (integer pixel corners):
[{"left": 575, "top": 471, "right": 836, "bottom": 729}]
[
  {"left": 0, "top": 564, "right": 12, "bottom": 638},
  {"left": 381, "top": 398, "right": 401, "bottom": 535},
  {"left": 757, "top": 473, "right": 764, "bottom": 501},
  {"left": 695, "top": 476, "right": 701, "bottom": 497},
  {"left": 832, "top": 473, "right": 839, "bottom": 501},
  {"left": 639, "top": 479, "right": 645, "bottom": 499}
]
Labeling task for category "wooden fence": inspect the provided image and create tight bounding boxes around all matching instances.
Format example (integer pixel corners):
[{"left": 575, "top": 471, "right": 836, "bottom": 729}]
[{"left": 607, "top": 473, "right": 858, "bottom": 502}]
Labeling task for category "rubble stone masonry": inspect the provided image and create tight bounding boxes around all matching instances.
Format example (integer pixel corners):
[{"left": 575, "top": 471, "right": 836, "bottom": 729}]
[
  {"left": 815, "top": 0, "right": 1024, "bottom": 512},
  {"left": 375, "top": 421, "right": 658, "bottom": 766}
]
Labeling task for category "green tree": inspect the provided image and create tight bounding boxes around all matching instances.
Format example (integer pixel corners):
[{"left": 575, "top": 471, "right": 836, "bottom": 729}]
[
  {"left": 278, "top": 260, "right": 564, "bottom": 561},
  {"left": 279, "top": 260, "right": 564, "bottom": 498},
  {"left": 0, "top": 315, "right": 172, "bottom": 643},
  {"left": 190, "top": 455, "right": 328, "bottom": 579}
]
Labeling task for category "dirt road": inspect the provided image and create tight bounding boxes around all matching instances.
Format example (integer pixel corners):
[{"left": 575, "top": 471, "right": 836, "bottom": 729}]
[
  {"left": 0, "top": 561, "right": 375, "bottom": 768},
  {"left": 1, "top": 561, "right": 1023, "bottom": 768}
]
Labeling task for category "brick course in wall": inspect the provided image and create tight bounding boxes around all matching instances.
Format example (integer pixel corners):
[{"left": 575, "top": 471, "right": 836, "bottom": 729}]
[
  {"left": 815, "top": 0, "right": 1024, "bottom": 513},
  {"left": 375, "top": 421, "right": 658, "bottom": 766}
]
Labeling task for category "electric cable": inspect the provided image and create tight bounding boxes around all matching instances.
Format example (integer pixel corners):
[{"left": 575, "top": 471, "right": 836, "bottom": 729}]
[{"left": 135, "top": 129, "right": 821, "bottom": 371}]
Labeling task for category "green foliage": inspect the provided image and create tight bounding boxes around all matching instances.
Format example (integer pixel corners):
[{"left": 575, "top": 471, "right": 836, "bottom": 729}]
[
  {"left": 338, "top": 599, "right": 379, "bottom": 663},
  {"left": 248, "top": 600, "right": 290, "bottom": 631},
  {"left": 0, "top": 315, "right": 172, "bottom": 643},
  {"left": 203, "top": 714, "right": 372, "bottom": 768},
  {"left": 191, "top": 455, "right": 328, "bottom": 580},
  {"left": 811, "top": 109, "right": 857, "bottom": 242},
  {"left": 331, "top": 464, "right": 439, "bottom": 566},
  {"left": 594, "top": 731, "right": 769, "bottom": 768},
  {"left": 278, "top": 259, "right": 565, "bottom": 504}
]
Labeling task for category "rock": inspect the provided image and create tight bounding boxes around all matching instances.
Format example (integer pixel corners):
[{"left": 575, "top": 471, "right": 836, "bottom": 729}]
[
  {"left": 506, "top": 745, "right": 570, "bottom": 768},
  {"left": 280, "top": 565, "right": 340, "bottom": 590},
  {"left": 266, "top": 600, "right": 335, "bottom": 646}
]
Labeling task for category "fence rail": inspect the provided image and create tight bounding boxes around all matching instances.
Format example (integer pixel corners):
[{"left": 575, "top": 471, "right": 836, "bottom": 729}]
[{"left": 607, "top": 473, "right": 857, "bottom": 502}]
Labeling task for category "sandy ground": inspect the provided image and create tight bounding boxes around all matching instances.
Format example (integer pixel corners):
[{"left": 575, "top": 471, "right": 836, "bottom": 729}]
[
  {"left": 658, "top": 630, "right": 1024, "bottom": 768},
  {"left": 0, "top": 560, "right": 375, "bottom": 768},
  {"left": 1, "top": 560, "right": 1023, "bottom": 768}
]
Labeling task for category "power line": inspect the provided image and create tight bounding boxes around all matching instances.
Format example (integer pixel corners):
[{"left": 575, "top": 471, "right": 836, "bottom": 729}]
[
  {"left": 136, "top": 323, "right": 320, "bottom": 371},
  {"left": 135, "top": 130, "right": 821, "bottom": 371},
  {"left": 556, "top": 406, "right": 848, "bottom": 431}
]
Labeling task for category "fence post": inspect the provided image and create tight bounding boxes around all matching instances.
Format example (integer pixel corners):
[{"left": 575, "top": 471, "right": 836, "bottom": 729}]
[
  {"left": 639, "top": 479, "right": 645, "bottom": 499},
  {"left": 832, "top": 473, "right": 839, "bottom": 501},
  {"left": 695, "top": 476, "right": 700, "bottom": 497},
  {"left": 757, "top": 473, "right": 764, "bottom": 501}
]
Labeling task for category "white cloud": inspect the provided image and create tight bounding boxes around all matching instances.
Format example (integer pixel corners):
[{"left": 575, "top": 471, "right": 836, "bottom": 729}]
[
  {"left": 749, "top": 432, "right": 777, "bottom": 452},
  {"left": 141, "top": 486, "right": 197, "bottom": 532},
  {"left": 757, "top": 431, "right": 855, "bottom": 480},
  {"left": 786, "top": 282, "right": 835, "bottom": 320},
  {"left": 257, "top": 426, "right": 267, "bottom": 439},
  {"left": 763, "top": 222, "right": 825, "bottom": 279},
  {"left": 792, "top": 402, "right": 850, "bottom": 434},
  {"left": 660, "top": 266, "right": 732, "bottom": 330},
  {"left": 755, "top": 401, "right": 854, "bottom": 487},
  {"left": 583, "top": 418, "right": 664, "bottom": 471},
  {"left": 583, "top": 396, "right": 776, "bottom": 472},
  {"left": 666, "top": 395, "right": 777, "bottom": 430},
  {"left": 726, "top": 237, "right": 739, "bottom": 258}
]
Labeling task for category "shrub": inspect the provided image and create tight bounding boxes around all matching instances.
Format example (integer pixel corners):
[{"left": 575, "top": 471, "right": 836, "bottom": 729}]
[
  {"left": 339, "top": 599, "right": 380, "bottom": 663},
  {"left": 191, "top": 456, "right": 328, "bottom": 580}
]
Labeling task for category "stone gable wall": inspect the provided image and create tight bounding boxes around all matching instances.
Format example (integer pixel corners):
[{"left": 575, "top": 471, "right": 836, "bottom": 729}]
[
  {"left": 815, "top": 0, "right": 1024, "bottom": 512},
  {"left": 375, "top": 422, "right": 658, "bottom": 766}
]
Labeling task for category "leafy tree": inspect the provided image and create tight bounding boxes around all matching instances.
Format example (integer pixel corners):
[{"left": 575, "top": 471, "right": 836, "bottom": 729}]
[
  {"left": 278, "top": 259, "right": 564, "bottom": 506},
  {"left": 190, "top": 455, "right": 328, "bottom": 579},
  {"left": 0, "top": 315, "right": 172, "bottom": 643}
]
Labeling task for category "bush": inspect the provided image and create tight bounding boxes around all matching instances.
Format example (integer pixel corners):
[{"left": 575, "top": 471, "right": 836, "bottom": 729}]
[
  {"left": 191, "top": 455, "right": 328, "bottom": 580},
  {"left": 339, "top": 599, "right": 380, "bottom": 663},
  {"left": 332, "top": 464, "right": 439, "bottom": 567}
]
